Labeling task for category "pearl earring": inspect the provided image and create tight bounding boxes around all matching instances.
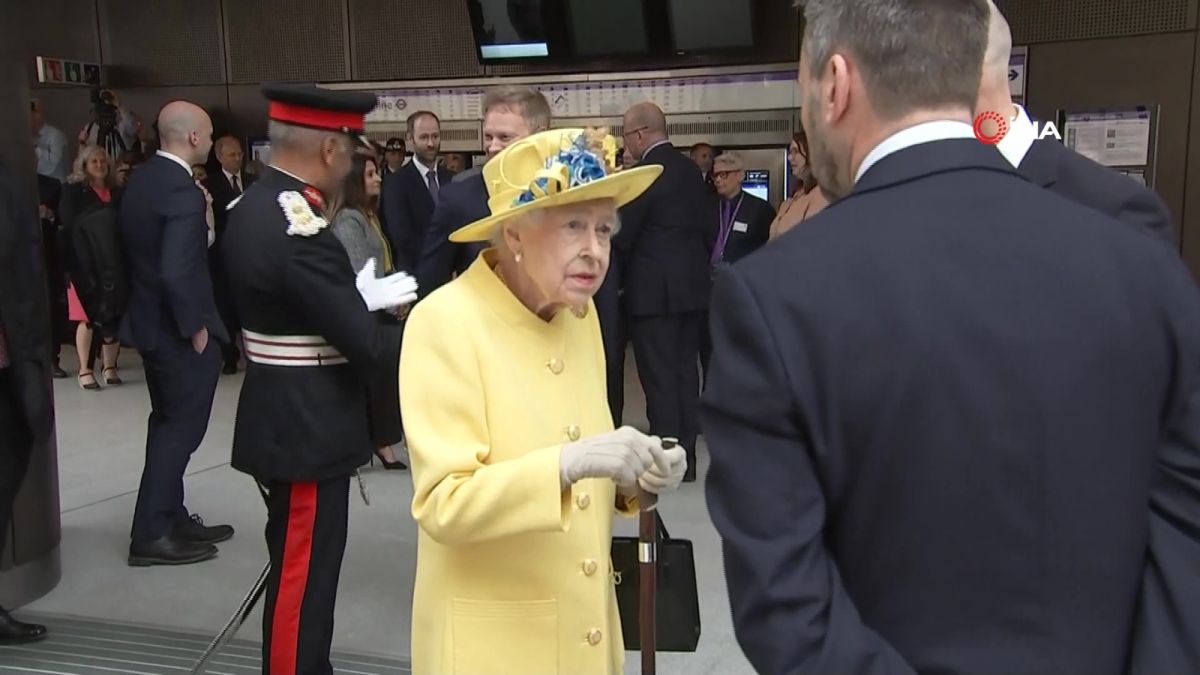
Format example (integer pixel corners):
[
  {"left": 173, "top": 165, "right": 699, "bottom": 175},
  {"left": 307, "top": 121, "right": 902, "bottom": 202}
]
[{"left": 515, "top": 252, "right": 523, "bottom": 263}]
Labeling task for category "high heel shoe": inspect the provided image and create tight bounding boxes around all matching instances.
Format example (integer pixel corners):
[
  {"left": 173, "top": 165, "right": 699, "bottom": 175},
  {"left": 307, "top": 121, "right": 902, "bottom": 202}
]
[
  {"left": 372, "top": 448, "right": 407, "bottom": 471},
  {"left": 78, "top": 370, "right": 101, "bottom": 391},
  {"left": 103, "top": 367, "right": 123, "bottom": 386}
]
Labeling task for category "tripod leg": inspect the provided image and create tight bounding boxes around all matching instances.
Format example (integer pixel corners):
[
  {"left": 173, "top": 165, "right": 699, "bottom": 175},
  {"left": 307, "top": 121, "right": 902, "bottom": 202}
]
[{"left": 189, "top": 562, "right": 270, "bottom": 674}]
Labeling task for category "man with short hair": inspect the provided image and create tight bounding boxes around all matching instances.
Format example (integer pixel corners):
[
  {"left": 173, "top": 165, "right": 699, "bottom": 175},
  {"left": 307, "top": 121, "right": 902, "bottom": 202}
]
[
  {"left": 380, "top": 111, "right": 452, "bottom": 270},
  {"left": 703, "top": 0, "right": 1200, "bottom": 672},
  {"left": 222, "top": 83, "right": 415, "bottom": 673},
  {"left": 619, "top": 101, "right": 711, "bottom": 479},
  {"left": 975, "top": 1, "right": 1174, "bottom": 245},
  {"left": 30, "top": 99, "right": 68, "bottom": 182},
  {"left": 381, "top": 136, "right": 406, "bottom": 176},
  {"left": 701, "top": 151, "right": 773, "bottom": 382},
  {"left": 417, "top": 86, "right": 551, "bottom": 296},
  {"left": 120, "top": 100, "right": 231, "bottom": 567},
  {"left": 205, "top": 135, "right": 257, "bottom": 374},
  {"left": 690, "top": 142, "right": 715, "bottom": 187}
]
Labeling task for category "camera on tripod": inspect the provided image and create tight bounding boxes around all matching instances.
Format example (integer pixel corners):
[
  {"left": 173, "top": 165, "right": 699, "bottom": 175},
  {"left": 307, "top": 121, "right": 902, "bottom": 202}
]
[{"left": 89, "top": 86, "right": 126, "bottom": 156}]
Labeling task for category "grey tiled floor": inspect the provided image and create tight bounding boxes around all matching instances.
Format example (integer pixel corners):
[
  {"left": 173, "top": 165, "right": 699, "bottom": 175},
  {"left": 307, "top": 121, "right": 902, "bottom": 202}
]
[{"left": 13, "top": 348, "right": 754, "bottom": 674}]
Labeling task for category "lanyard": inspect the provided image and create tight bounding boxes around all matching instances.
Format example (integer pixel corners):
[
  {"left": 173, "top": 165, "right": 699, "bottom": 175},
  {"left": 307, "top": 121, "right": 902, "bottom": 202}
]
[{"left": 712, "top": 193, "right": 744, "bottom": 265}]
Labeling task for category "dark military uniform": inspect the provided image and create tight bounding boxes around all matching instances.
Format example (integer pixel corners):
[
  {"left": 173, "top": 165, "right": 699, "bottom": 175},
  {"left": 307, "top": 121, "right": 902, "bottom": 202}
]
[{"left": 222, "top": 84, "right": 399, "bottom": 674}]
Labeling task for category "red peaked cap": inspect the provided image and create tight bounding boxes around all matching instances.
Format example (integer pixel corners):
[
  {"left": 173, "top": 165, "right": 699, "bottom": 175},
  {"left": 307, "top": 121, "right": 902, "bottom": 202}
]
[{"left": 262, "top": 83, "right": 377, "bottom": 134}]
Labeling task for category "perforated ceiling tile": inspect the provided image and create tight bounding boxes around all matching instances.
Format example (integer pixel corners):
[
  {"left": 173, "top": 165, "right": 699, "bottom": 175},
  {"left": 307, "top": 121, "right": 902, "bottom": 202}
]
[
  {"left": 350, "top": 0, "right": 483, "bottom": 80},
  {"left": 997, "top": 0, "right": 1195, "bottom": 43},
  {"left": 227, "top": 0, "right": 349, "bottom": 83},
  {"left": 100, "top": 0, "right": 224, "bottom": 85}
]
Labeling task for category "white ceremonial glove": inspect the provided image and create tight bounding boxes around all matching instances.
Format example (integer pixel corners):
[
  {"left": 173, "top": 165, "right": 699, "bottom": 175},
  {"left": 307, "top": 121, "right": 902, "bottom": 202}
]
[
  {"left": 560, "top": 427, "right": 670, "bottom": 490},
  {"left": 355, "top": 258, "right": 418, "bottom": 311},
  {"left": 638, "top": 443, "right": 687, "bottom": 494}
]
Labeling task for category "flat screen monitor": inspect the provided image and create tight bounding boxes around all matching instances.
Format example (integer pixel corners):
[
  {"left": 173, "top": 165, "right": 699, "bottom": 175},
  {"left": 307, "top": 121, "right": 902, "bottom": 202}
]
[
  {"left": 566, "top": 0, "right": 649, "bottom": 57},
  {"left": 743, "top": 169, "right": 769, "bottom": 203},
  {"left": 469, "top": 0, "right": 551, "bottom": 61},
  {"left": 669, "top": 0, "right": 755, "bottom": 52}
]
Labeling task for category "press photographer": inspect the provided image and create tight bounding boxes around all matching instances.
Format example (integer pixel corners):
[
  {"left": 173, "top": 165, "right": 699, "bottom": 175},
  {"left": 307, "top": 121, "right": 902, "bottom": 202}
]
[{"left": 78, "top": 87, "right": 138, "bottom": 159}]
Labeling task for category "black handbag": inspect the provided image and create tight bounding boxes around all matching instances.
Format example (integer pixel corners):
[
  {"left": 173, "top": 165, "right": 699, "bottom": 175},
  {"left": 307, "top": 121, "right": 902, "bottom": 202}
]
[{"left": 611, "top": 512, "right": 702, "bottom": 652}]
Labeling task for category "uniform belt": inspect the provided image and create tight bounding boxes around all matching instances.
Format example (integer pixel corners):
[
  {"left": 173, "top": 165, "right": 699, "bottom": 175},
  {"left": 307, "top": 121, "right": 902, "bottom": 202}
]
[{"left": 242, "top": 330, "right": 347, "bottom": 367}]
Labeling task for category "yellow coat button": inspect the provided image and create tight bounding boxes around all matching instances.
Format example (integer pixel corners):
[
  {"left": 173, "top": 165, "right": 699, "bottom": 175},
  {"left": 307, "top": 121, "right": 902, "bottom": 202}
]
[
  {"left": 576, "top": 493, "right": 591, "bottom": 510},
  {"left": 547, "top": 358, "right": 564, "bottom": 374},
  {"left": 587, "top": 629, "right": 603, "bottom": 646},
  {"left": 566, "top": 425, "right": 581, "bottom": 441},
  {"left": 582, "top": 559, "right": 598, "bottom": 576}
]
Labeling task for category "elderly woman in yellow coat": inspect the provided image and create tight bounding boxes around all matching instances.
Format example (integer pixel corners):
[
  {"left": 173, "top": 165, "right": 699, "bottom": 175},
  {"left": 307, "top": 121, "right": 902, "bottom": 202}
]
[{"left": 399, "top": 129, "right": 689, "bottom": 675}]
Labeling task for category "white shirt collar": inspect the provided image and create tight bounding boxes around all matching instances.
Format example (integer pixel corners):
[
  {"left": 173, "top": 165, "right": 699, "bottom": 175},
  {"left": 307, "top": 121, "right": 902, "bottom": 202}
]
[
  {"left": 995, "top": 104, "right": 1038, "bottom": 168},
  {"left": 156, "top": 150, "right": 192, "bottom": 175},
  {"left": 412, "top": 156, "right": 438, "bottom": 179},
  {"left": 222, "top": 168, "right": 242, "bottom": 184},
  {"left": 855, "top": 120, "right": 977, "bottom": 183}
]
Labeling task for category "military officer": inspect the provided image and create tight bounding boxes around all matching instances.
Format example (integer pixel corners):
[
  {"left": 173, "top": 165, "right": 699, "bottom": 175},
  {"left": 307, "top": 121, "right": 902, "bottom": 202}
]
[{"left": 221, "top": 83, "right": 417, "bottom": 673}]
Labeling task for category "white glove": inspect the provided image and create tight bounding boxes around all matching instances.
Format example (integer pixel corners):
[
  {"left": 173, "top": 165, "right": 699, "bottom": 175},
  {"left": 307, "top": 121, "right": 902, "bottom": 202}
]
[
  {"left": 639, "top": 444, "right": 687, "bottom": 494},
  {"left": 560, "top": 427, "right": 670, "bottom": 490},
  {"left": 356, "top": 258, "right": 418, "bottom": 311}
]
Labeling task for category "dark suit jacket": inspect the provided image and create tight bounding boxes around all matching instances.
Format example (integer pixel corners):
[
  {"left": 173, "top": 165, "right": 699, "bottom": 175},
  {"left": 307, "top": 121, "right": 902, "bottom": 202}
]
[
  {"left": 616, "top": 142, "right": 711, "bottom": 317},
  {"left": 702, "top": 138, "right": 1200, "bottom": 674},
  {"left": 709, "top": 190, "right": 774, "bottom": 265},
  {"left": 381, "top": 159, "right": 453, "bottom": 271},
  {"left": 416, "top": 171, "right": 490, "bottom": 297},
  {"left": 1018, "top": 139, "right": 1175, "bottom": 246},
  {"left": 118, "top": 154, "right": 227, "bottom": 351},
  {"left": 59, "top": 182, "right": 122, "bottom": 279},
  {"left": 0, "top": 160, "right": 52, "bottom": 444}
]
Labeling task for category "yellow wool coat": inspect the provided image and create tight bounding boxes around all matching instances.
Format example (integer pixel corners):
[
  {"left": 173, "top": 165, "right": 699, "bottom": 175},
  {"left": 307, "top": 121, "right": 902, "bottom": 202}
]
[{"left": 399, "top": 252, "right": 635, "bottom": 675}]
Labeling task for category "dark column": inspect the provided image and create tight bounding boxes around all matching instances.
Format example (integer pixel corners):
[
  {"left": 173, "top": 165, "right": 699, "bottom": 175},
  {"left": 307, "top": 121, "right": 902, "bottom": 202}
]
[{"left": 0, "top": 32, "right": 63, "bottom": 607}]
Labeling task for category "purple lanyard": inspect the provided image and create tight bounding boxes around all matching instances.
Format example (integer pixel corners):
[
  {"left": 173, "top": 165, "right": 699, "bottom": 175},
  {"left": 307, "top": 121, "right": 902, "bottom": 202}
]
[{"left": 712, "top": 194, "right": 744, "bottom": 265}]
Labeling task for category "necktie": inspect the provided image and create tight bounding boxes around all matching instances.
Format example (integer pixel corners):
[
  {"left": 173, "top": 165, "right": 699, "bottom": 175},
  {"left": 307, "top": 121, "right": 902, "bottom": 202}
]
[
  {"left": 0, "top": 319, "right": 11, "bottom": 370},
  {"left": 232, "top": 174, "right": 242, "bottom": 195},
  {"left": 426, "top": 169, "right": 439, "bottom": 202}
]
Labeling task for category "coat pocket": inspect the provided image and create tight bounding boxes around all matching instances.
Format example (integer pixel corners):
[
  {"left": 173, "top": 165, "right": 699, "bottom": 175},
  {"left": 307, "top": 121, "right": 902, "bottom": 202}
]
[{"left": 451, "top": 598, "right": 558, "bottom": 675}]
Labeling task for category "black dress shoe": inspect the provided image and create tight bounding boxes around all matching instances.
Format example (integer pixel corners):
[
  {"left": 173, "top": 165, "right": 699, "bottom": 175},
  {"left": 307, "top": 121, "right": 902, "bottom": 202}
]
[
  {"left": 0, "top": 607, "right": 47, "bottom": 645},
  {"left": 222, "top": 361, "right": 239, "bottom": 375},
  {"left": 683, "top": 465, "right": 698, "bottom": 483},
  {"left": 51, "top": 364, "right": 68, "bottom": 379},
  {"left": 128, "top": 534, "right": 218, "bottom": 567},
  {"left": 175, "top": 513, "right": 235, "bottom": 545}
]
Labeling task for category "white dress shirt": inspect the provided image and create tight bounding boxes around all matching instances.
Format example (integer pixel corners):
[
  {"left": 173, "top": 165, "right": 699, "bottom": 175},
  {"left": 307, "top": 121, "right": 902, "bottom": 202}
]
[
  {"left": 412, "top": 157, "right": 440, "bottom": 189},
  {"left": 223, "top": 168, "right": 245, "bottom": 193},
  {"left": 994, "top": 105, "right": 1039, "bottom": 168},
  {"left": 855, "top": 120, "right": 977, "bottom": 183}
]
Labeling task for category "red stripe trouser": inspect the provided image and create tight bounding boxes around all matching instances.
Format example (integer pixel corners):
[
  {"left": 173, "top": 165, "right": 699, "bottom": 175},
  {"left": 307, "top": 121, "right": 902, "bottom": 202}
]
[{"left": 261, "top": 477, "right": 350, "bottom": 675}]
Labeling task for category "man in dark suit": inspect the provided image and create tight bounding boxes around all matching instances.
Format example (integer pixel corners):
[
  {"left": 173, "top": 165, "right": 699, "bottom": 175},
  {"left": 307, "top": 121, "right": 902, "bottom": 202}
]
[
  {"left": 0, "top": 159, "right": 50, "bottom": 645},
  {"left": 702, "top": 0, "right": 1200, "bottom": 673},
  {"left": 119, "top": 101, "right": 232, "bottom": 567},
  {"left": 35, "top": 164, "right": 68, "bottom": 378},
  {"left": 417, "top": 86, "right": 551, "bottom": 297},
  {"left": 700, "top": 151, "right": 773, "bottom": 381},
  {"left": 380, "top": 110, "right": 452, "bottom": 271},
  {"left": 976, "top": 1, "right": 1175, "bottom": 246},
  {"left": 204, "top": 135, "right": 257, "bottom": 374},
  {"left": 619, "top": 102, "right": 711, "bottom": 480}
]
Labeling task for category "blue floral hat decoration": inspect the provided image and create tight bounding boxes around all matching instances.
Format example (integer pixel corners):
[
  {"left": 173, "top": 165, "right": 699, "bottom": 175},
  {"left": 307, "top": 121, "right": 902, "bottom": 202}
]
[{"left": 449, "top": 127, "right": 663, "bottom": 243}]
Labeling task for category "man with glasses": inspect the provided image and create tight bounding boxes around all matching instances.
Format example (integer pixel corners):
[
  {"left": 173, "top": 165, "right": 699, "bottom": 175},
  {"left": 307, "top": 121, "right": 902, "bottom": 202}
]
[{"left": 617, "top": 101, "right": 711, "bottom": 481}]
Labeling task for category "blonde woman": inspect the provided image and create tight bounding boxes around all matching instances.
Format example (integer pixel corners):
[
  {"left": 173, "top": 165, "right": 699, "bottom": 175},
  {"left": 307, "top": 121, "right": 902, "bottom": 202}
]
[
  {"left": 61, "top": 145, "right": 122, "bottom": 389},
  {"left": 400, "top": 130, "right": 687, "bottom": 674}
]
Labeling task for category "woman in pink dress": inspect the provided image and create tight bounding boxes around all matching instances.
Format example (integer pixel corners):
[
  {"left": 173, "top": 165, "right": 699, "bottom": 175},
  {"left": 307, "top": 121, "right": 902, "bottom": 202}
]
[{"left": 62, "top": 145, "right": 123, "bottom": 390}]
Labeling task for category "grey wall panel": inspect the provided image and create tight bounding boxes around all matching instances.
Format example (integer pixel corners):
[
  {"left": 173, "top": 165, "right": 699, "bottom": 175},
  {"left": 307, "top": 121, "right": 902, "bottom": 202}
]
[
  {"left": 227, "top": 84, "right": 273, "bottom": 137},
  {"left": 15, "top": 0, "right": 102, "bottom": 82},
  {"left": 226, "top": 0, "right": 350, "bottom": 83},
  {"left": 997, "top": 0, "right": 1197, "bottom": 44},
  {"left": 1026, "top": 32, "right": 1195, "bottom": 253},
  {"left": 350, "top": 0, "right": 484, "bottom": 80},
  {"left": 99, "top": 0, "right": 225, "bottom": 86}
]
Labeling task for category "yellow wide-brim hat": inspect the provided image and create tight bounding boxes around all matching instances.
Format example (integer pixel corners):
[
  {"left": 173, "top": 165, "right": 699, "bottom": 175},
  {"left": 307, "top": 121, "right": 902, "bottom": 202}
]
[{"left": 449, "top": 127, "right": 663, "bottom": 243}]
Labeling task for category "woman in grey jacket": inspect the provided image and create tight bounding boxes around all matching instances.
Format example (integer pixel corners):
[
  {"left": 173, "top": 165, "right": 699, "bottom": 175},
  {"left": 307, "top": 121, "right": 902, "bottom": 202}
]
[{"left": 329, "top": 153, "right": 407, "bottom": 469}]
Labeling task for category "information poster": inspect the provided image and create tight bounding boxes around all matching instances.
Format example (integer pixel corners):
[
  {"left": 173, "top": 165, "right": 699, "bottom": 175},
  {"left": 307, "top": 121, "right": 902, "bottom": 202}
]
[
  {"left": 1063, "top": 108, "right": 1153, "bottom": 167},
  {"left": 1009, "top": 48, "right": 1026, "bottom": 102}
]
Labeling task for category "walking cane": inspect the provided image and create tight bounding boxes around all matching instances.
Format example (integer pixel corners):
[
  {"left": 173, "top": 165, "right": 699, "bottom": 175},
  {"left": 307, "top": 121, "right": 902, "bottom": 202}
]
[{"left": 639, "top": 437, "right": 676, "bottom": 675}]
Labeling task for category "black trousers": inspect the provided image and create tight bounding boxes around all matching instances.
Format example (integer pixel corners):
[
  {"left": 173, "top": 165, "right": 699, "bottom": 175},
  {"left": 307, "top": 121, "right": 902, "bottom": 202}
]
[
  {"left": 130, "top": 337, "right": 221, "bottom": 542},
  {"left": 262, "top": 477, "right": 350, "bottom": 675},
  {"left": 698, "top": 311, "right": 712, "bottom": 390},
  {"left": 0, "top": 369, "right": 33, "bottom": 558},
  {"left": 630, "top": 312, "right": 702, "bottom": 464},
  {"left": 595, "top": 275, "right": 627, "bottom": 426}
]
